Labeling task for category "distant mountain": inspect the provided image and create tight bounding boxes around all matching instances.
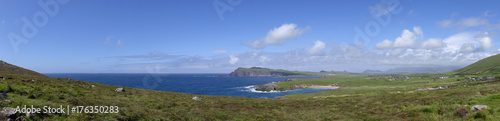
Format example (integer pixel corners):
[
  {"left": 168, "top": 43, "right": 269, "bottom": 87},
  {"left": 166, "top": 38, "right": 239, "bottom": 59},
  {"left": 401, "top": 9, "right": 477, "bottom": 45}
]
[
  {"left": 229, "top": 67, "right": 311, "bottom": 77},
  {"left": 384, "top": 66, "right": 462, "bottom": 74},
  {"left": 454, "top": 54, "right": 500, "bottom": 75},
  {"left": 362, "top": 69, "right": 383, "bottom": 74},
  {"left": 0, "top": 60, "right": 47, "bottom": 77},
  {"left": 363, "top": 66, "right": 462, "bottom": 74}
]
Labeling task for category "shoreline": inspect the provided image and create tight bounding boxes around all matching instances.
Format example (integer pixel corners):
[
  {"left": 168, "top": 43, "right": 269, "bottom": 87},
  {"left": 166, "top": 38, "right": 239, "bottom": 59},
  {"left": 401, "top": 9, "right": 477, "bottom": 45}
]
[{"left": 251, "top": 84, "right": 339, "bottom": 93}]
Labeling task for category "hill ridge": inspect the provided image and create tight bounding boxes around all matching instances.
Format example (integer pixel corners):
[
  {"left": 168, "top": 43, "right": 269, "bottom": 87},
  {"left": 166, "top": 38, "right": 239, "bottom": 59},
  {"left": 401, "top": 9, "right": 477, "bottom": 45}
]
[
  {"left": 0, "top": 60, "right": 47, "bottom": 77},
  {"left": 454, "top": 54, "right": 500, "bottom": 75}
]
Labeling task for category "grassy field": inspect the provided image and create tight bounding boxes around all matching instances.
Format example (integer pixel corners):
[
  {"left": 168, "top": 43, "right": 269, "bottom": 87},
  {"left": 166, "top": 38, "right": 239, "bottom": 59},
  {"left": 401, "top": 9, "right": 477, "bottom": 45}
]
[
  {"left": 276, "top": 74, "right": 459, "bottom": 98},
  {"left": 1, "top": 59, "right": 500, "bottom": 120},
  {"left": 275, "top": 74, "right": 500, "bottom": 120}
]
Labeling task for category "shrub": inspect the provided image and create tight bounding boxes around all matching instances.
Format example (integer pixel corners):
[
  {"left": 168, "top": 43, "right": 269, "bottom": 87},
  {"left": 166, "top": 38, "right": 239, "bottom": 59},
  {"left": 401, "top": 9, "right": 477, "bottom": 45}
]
[
  {"left": 456, "top": 108, "right": 468, "bottom": 117},
  {"left": 472, "top": 110, "right": 490, "bottom": 120}
]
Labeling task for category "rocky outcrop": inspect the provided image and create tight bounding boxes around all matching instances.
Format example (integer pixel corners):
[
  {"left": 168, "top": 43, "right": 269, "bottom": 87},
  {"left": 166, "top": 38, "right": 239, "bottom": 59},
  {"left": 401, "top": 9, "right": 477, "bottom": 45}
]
[
  {"left": 115, "top": 88, "right": 125, "bottom": 92},
  {"left": 470, "top": 105, "right": 487, "bottom": 111},
  {"left": 26, "top": 112, "right": 35, "bottom": 120},
  {"left": 253, "top": 83, "right": 319, "bottom": 92},
  {"left": 1, "top": 107, "right": 17, "bottom": 118},
  {"left": 192, "top": 96, "right": 202, "bottom": 101},
  {"left": 255, "top": 84, "right": 283, "bottom": 92},
  {"left": 253, "top": 79, "right": 299, "bottom": 92},
  {"left": 0, "top": 99, "right": 11, "bottom": 104},
  {"left": 0, "top": 91, "right": 11, "bottom": 105}
]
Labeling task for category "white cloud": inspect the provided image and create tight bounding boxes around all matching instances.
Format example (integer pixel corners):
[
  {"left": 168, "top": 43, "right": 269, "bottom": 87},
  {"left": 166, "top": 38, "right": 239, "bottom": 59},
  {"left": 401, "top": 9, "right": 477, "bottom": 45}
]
[
  {"left": 483, "top": 11, "right": 495, "bottom": 17},
  {"left": 457, "top": 17, "right": 488, "bottom": 28},
  {"left": 105, "top": 36, "right": 113, "bottom": 43},
  {"left": 117, "top": 39, "right": 123, "bottom": 47},
  {"left": 413, "top": 26, "right": 423, "bottom": 37},
  {"left": 459, "top": 43, "right": 476, "bottom": 53},
  {"left": 211, "top": 49, "right": 227, "bottom": 53},
  {"left": 441, "top": 32, "right": 492, "bottom": 53},
  {"left": 407, "top": 10, "right": 414, "bottom": 16},
  {"left": 437, "top": 20, "right": 454, "bottom": 28},
  {"left": 308, "top": 40, "right": 326, "bottom": 56},
  {"left": 251, "top": 52, "right": 258, "bottom": 57},
  {"left": 394, "top": 27, "right": 422, "bottom": 48},
  {"left": 259, "top": 56, "right": 270, "bottom": 63},
  {"left": 443, "top": 32, "right": 476, "bottom": 54},
  {"left": 376, "top": 39, "right": 393, "bottom": 49},
  {"left": 422, "top": 38, "right": 443, "bottom": 49},
  {"left": 245, "top": 23, "right": 307, "bottom": 49},
  {"left": 229, "top": 55, "right": 239, "bottom": 64},
  {"left": 104, "top": 36, "right": 124, "bottom": 47},
  {"left": 437, "top": 17, "right": 500, "bottom": 30},
  {"left": 441, "top": 32, "right": 493, "bottom": 53},
  {"left": 475, "top": 32, "right": 492, "bottom": 51}
]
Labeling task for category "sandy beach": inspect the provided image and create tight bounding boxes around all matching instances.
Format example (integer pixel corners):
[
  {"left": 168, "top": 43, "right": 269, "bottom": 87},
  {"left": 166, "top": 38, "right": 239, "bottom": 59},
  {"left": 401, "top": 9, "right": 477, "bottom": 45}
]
[{"left": 308, "top": 85, "right": 340, "bottom": 89}]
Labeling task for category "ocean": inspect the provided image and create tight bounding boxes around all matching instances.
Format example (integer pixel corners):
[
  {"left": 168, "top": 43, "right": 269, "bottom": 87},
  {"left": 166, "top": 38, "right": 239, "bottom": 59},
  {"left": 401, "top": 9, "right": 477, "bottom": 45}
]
[{"left": 45, "top": 73, "right": 331, "bottom": 98}]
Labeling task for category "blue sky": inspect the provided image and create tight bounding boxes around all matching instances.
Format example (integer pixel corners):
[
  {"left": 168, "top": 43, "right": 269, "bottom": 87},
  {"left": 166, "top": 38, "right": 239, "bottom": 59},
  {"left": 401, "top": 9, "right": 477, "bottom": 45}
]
[{"left": 1, "top": 0, "right": 500, "bottom": 73}]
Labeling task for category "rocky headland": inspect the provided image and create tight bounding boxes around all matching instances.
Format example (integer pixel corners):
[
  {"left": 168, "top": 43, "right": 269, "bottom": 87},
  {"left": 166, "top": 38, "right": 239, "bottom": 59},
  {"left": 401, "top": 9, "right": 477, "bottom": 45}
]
[{"left": 229, "top": 67, "right": 305, "bottom": 77}]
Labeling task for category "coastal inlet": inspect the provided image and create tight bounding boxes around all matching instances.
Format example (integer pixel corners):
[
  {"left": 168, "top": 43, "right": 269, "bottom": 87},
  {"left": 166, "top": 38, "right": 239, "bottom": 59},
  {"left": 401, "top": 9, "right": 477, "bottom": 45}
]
[{"left": 46, "top": 73, "right": 333, "bottom": 99}]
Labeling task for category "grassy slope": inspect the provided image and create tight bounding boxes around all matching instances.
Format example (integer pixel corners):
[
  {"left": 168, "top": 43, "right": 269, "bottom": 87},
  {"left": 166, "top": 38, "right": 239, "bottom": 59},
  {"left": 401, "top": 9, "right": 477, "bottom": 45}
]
[
  {"left": 0, "top": 60, "right": 46, "bottom": 77},
  {"left": 454, "top": 54, "right": 500, "bottom": 75},
  {"left": 1, "top": 60, "right": 500, "bottom": 120}
]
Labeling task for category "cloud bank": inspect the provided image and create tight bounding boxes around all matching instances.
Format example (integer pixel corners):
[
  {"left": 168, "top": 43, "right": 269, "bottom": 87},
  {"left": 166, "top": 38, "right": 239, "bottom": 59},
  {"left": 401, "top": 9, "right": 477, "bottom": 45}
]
[
  {"left": 437, "top": 16, "right": 500, "bottom": 30},
  {"left": 104, "top": 26, "right": 497, "bottom": 73}
]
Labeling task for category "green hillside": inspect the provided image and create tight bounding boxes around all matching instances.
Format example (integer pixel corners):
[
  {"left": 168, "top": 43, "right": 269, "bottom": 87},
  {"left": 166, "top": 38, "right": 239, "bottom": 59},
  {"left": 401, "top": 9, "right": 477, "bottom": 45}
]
[
  {"left": 454, "top": 54, "right": 500, "bottom": 75},
  {"left": 0, "top": 60, "right": 46, "bottom": 77}
]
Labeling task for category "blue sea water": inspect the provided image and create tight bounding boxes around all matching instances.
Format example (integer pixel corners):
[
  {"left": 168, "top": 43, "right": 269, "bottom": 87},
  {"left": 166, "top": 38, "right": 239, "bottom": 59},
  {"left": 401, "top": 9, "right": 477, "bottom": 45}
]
[{"left": 44, "top": 73, "right": 331, "bottom": 99}]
